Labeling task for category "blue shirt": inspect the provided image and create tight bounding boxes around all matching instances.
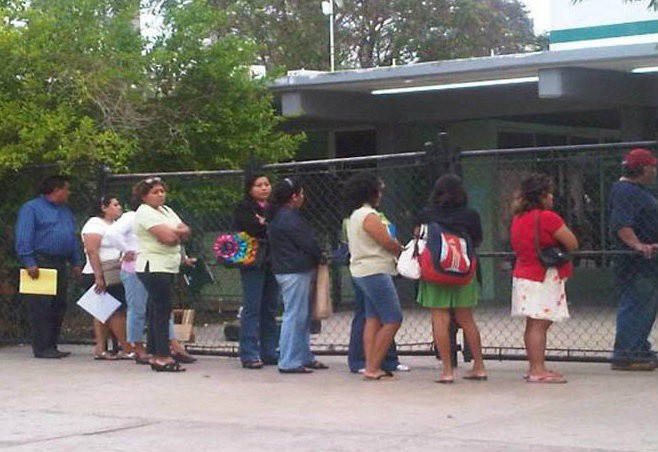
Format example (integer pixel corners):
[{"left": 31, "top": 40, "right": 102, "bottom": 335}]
[
  {"left": 14, "top": 195, "right": 83, "bottom": 268},
  {"left": 608, "top": 180, "right": 658, "bottom": 249}
]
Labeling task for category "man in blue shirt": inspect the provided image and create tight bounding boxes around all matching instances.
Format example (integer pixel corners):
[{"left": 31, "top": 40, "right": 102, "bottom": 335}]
[
  {"left": 608, "top": 148, "right": 658, "bottom": 371},
  {"left": 15, "top": 175, "right": 82, "bottom": 358}
]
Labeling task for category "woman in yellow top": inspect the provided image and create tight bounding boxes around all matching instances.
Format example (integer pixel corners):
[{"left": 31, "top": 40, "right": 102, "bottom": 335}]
[
  {"left": 135, "top": 177, "right": 191, "bottom": 372},
  {"left": 344, "top": 173, "right": 403, "bottom": 381}
]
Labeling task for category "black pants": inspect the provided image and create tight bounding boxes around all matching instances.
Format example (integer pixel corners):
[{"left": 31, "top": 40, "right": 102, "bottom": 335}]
[
  {"left": 137, "top": 271, "right": 174, "bottom": 357},
  {"left": 25, "top": 255, "right": 68, "bottom": 356}
]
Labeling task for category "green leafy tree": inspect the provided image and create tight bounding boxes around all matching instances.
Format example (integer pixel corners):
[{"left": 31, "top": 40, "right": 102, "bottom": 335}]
[
  {"left": 212, "top": 0, "right": 540, "bottom": 70},
  {"left": 135, "top": 0, "right": 302, "bottom": 171},
  {"left": 0, "top": 0, "right": 302, "bottom": 175},
  {"left": 0, "top": 0, "right": 143, "bottom": 173}
]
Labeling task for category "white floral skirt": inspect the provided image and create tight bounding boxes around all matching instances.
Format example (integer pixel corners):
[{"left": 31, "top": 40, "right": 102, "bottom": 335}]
[{"left": 511, "top": 268, "right": 569, "bottom": 322}]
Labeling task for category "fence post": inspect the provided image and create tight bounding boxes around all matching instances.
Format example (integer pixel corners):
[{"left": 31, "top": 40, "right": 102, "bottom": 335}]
[{"left": 96, "top": 164, "right": 110, "bottom": 200}]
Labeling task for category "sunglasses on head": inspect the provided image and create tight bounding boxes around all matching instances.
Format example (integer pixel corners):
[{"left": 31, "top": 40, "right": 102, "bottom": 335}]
[{"left": 143, "top": 176, "right": 162, "bottom": 184}]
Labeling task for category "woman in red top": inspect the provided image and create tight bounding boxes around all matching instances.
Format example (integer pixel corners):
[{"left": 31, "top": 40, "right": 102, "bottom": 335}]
[{"left": 510, "top": 174, "right": 578, "bottom": 383}]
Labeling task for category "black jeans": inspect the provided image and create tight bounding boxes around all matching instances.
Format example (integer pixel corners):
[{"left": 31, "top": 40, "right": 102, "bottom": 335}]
[
  {"left": 137, "top": 271, "right": 174, "bottom": 357},
  {"left": 25, "top": 255, "right": 69, "bottom": 356}
]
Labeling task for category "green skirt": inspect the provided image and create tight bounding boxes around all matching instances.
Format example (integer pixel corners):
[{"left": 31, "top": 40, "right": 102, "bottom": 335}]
[{"left": 416, "top": 278, "right": 479, "bottom": 309}]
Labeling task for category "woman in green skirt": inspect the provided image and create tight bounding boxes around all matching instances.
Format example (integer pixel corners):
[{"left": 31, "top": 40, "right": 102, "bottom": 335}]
[{"left": 416, "top": 174, "right": 486, "bottom": 383}]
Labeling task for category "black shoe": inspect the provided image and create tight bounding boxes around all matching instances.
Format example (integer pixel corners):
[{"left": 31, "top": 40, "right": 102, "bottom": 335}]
[
  {"left": 55, "top": 350, "right": 71, "bottom": 358},
  {"left": 173, "top": 353, "right": 197, "bottom": 364},
  {"left": 278, "top": 366, "right": 313, "bottom": 374},
  {"left": 611, "top": 361, "right": 657, "bottom": 371},
  {"left": 242, "top": 359, "right": 264, "bottom": 369},
  {"left": 34, "top": 350, "right": 62, "bottom": 359}
]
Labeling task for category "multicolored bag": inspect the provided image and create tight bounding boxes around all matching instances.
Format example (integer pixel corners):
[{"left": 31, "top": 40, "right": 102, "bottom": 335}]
[
  {"left": 213, "top": 232, "right": 265, "bottom": 268},
  {"left": 419, "top": 222, "right": 476, "bottom": 286}
]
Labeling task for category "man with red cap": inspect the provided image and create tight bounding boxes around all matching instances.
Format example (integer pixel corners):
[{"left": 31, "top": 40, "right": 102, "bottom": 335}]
[{"left": 608, "top": 148, "right": 658, "bottom": 370}]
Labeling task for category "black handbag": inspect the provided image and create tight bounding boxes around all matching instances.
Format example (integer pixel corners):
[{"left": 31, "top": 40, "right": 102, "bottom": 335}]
[{"left": 534, "top": 212, "right": 571, "bottom": 268}]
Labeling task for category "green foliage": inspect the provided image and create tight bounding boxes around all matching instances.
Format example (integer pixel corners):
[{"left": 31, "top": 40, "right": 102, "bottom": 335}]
[
  {"left": 0, "top": 0, "right": 303, "bottom": 176},
  {"left": 213, "top": 0, "right": 540, "bottom": 70}
]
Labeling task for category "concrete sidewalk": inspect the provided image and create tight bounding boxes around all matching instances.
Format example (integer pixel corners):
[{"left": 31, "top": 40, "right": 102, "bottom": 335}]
[{"left": 1, "top": 345, "right": 656, "bottom": 452}]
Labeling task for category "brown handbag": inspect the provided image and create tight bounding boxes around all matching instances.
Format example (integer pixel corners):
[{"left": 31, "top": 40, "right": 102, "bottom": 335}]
[
  {"left": 101, "top": 259, "right": 122, "bottom": 286},
  {"left": 311, "top": 264, "right": 333, "bottom": 320}
]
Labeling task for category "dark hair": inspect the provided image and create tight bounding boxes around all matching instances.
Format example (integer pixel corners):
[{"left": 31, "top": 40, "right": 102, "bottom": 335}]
[
  {"left": 128, "top": 182, "right": 142, "bottom": 211},
  {"left": 244, "top": 173, "right": 269, "bottom": 199},
  {"left": 621, "top": 164, "right": 644, "bottom": 179},
  {"left": 512, "top": 173, "right": 553, "bottom": 214},
  {"left": 134, "top": 176, "right": 167, "bottom": 200},
  {"left": 90, "top": 194, "right": 118, "bottom": 217},
  {"left": 428, "top": 174, "right": 467, "bottom": 208},
  {"left": 342, "top": 173, "right": 382, "bottom": 216},
  {"left": 268, "top": 177, "right": 303, "bottom": 218},
  {"left": 40, "top": 175, "right": 70, "bottom": 195}
]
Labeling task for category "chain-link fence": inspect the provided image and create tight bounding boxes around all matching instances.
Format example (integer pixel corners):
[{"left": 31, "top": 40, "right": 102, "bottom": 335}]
[{"left": 2, "top": 139, "right": 658, "bottom": 363}]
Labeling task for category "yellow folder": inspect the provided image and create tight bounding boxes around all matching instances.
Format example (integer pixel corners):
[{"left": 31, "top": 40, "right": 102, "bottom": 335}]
[{"left": 19, "top": 268, "right": 58, "bottom": 296}]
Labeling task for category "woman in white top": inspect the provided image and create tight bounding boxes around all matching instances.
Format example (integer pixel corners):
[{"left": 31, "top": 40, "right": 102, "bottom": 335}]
[
  {"left": 344, "top": 173, "right": 404, "bottom": 381},
  {"left": 80, "top": 195, "right": 130, "bottom": 360}
]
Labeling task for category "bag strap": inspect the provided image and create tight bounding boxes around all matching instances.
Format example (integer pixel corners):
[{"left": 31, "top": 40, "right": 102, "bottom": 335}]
[{"left": 533, "top": 211, "right": 542, "bottom": 259}]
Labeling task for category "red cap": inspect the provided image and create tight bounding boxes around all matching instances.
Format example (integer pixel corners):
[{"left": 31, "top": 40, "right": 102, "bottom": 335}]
[{"left": 623, "top": 148, "right": 658, "bottom": 169}]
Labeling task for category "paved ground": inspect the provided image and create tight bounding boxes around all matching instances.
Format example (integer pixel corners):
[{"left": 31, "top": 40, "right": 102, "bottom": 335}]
[{"left": 1, "top": 344, "right": 657, "bottom": 452}]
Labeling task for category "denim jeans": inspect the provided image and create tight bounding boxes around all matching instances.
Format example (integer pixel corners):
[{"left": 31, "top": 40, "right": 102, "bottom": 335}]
[
  {"left": 239, "top": 267, "right": 280, "bottom": 363},
  {"left": 613, "top": 262, "right": 658, "bottom": 363},
  {"left": 348, "top": 277, "right": 400, "bottom": 372},
  {"left": 275, "top": 271, "right": 315, "bottom": 370},
  {"left": 122, "top": 270, "right": 175, "bottom": 343}
]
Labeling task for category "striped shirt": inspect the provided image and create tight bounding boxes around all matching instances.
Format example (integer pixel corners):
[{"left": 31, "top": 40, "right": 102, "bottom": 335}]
[{"left": 14, "top": 195, "right": 82, "bottom": 268}]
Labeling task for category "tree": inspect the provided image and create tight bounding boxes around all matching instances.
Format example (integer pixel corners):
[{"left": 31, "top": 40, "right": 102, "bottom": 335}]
[
  {"left": 0, "top": 0, "right": 303, "bottom": 175},
  {"left": 212, "top": 0, "right": 540, "bottom": 71}
]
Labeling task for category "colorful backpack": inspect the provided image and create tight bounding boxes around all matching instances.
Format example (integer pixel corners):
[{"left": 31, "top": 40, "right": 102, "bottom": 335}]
[
  {"left": 213, "top": 231, "right": 264, "bottom": 268},
  {"left": 419, "top": 222, "right": 476, "bottom": 286}
]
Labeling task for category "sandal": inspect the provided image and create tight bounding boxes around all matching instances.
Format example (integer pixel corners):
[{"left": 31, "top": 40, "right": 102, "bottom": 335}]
[
  {"left": 116, "top": 351, "right": 135, "bottom": 360},
  {"left": 363, "top": 371, "right": 395, "bottom": 381},
  {"left": 134, "top": 354, "right": 152, "bottom": 365},
  {"left": 93, "top": 351, "right": 118, "bottom": 361},
  {"left": 435, "top": 375, "right": 455, "bottom": 384},
  {"left": 526, "top": 374, "right": 567, "bottom": 384},
  {"left": 150, "top": 360, "right": 186, "bottom": 373},
  {"left": 463, "top": 374, "right": 488, "bottom": 381}
]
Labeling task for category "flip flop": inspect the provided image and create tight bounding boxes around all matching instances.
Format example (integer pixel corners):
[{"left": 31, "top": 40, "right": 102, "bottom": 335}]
[
  {"left": 363, "top": 372, "right": 395, "bottom": 381},
  {"left": 463, "top": 374, "right": 488, "bottom": 381},
  {"left": 93, "top": 351, "right": 118, "bottom": 361},
  {"left": 526, "top": 374, "right": 567, "bottom": 384},
  {"left": 435, "top": 376, "right": 455, "bottom": 384}
]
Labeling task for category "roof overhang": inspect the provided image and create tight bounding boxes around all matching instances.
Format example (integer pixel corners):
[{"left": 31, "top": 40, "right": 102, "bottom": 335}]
[{"left": 270, "top": 43, "right": 658, "bottom": 126}]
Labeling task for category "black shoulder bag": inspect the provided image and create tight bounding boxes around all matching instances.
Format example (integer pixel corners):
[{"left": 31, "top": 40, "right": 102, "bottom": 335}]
[{"left": 534, "top": 212, "right": 571, "bottom": 268}]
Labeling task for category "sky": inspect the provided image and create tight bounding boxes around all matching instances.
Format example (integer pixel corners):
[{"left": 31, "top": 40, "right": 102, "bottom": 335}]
[{"left": 522, "top": 0, "right": 551, "bottom": 34}]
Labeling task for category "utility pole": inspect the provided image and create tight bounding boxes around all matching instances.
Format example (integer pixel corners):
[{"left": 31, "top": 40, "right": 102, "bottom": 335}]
[{"left": 321, "top": 0, "right": 343, "bottom": 72}]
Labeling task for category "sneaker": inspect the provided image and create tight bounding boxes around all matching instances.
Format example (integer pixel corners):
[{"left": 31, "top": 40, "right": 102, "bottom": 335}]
[{"left": 395, "top": 364, "right": 411, "bottom": 372}]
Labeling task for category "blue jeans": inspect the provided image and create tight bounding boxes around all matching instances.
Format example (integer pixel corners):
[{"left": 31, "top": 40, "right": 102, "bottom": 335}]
[
  {"left": 239, "top": 267, "right": 280, "bottom": 363},
  {"left": 275, "top": 271, "right": 315, "bottom": 370},
  {"left": 613, "top": 263, "right": 658, "bottom": 363},
  {"left": 123, "top": 271, "right": 175, "bottom": 344},
  {"left": 348, "top": 277, "right": 400, "bottom": 372}
]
